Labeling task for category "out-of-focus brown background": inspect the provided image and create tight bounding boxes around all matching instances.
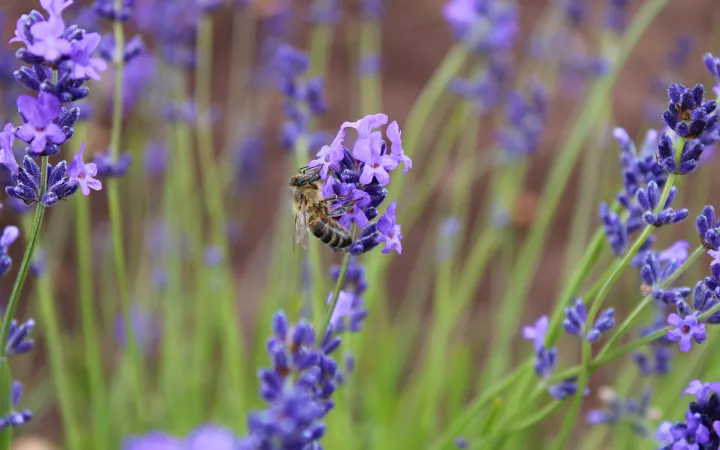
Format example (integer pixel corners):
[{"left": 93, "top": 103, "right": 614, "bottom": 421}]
[{"left": 1, "top": 0, "right": 719, "bottom": 446}]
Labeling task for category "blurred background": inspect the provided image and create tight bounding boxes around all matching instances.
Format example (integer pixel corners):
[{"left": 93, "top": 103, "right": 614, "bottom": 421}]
[{"left": 0, "top": 0, "right": 719, "bottom": 448}]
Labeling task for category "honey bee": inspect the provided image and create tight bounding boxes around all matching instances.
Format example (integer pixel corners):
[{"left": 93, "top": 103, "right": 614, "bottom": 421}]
[{"left": 289, "top": 166, "right": 353, "bottom": 250}]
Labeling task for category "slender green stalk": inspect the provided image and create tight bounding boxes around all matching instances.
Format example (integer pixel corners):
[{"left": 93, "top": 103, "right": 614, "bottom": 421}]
[
  {"left": 108, "top": 11, "right": 145, "bottom": 420},
  {"left": 195, "top": 14, "right": 246, "bottom": 409},
  {"left": 76, "top": 180, "right": 107, "bottom": 445},
  {"left": 0, "top": 151, "right": 49, "bottom": 449},
  {"left": 486, "top": 0, "right": 669, "bottom": 381}
]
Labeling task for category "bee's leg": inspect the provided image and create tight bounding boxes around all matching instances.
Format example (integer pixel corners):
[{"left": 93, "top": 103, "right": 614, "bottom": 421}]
[
  {"left": 328, "top": 200, "right": 356, "bottom": 218},
  {"left": 323, "top": 194, "right": 350, "bottom": 203}
]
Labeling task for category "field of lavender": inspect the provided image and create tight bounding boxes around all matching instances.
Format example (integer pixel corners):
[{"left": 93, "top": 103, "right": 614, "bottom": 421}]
[{"left": 0, "top": 0, "right": 719, "bottom": 449}]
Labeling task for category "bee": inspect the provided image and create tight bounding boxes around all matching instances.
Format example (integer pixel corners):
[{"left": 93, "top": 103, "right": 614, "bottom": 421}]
[{"left": 289, "top": 166, "right": 354, "bottom": 250}]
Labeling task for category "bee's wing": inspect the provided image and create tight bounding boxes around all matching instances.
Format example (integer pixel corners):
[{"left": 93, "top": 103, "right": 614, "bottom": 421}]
[{"left": 294, "top": 205, "right": 309, "bottom": 250}]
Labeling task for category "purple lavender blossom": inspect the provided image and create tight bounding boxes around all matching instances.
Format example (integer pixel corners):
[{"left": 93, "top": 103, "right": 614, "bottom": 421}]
[
  {"left": 376, "top": 201, "right": 402, "bottom": 254},
  {"left": 327, "top": 290, "right": 367, "bottom": 332},
  {"left": 635, "top": 180, "right": 688, "bottom": 227},
  {"left": 657, "top": 381, "right": 720, "bottom": 449},
  {"left": 0, "top": 123, "right": 19, "bottom": 176},
  {"left": 94, "top": 0, "right": 134, "bottom": 22},
  {"left": 68, "top": 32, "right": 107, "bottom": 80},
  {"left": 697, "top": 205, "right": 720, "bottom": 250},
  {"left": 656, "top": 132, "right": 705, "bottom": 175},
  {"left": 562, "top": 299, "right": 615, "bottom": 342},
  {"left": 123, "top": 424, "right": 238, "bottom": 450},
  {"left": 67, "top": 143, "right": 102, "bottom": 195},
  {"left": 658, "top": 240, "right": 690, "bottom": 263},
  {"left": 240, "top": 311, "right": 345, "bottom": 448},
  {"left": 0, "top": 225, "right": 19, "bottom": 276},
  {"left": 5, "top": 155, "right": 79, "bottom": 206},
  {"left": 663, "top": 83, "right": 718, "bottom": 140},
  {"left": 442, "top": 0, "right": 518, "bottom": 54},
  {"left": 522, "top": 315, "right": 548, "bottom": 352},
  {"left": 5, "top": 318, "right": 34, "bottom": 356},
  {"left": 666, "top": 312, "right": 706, "bottom": 352},
  {"left": 705, "top": 53, "right": 720, "bottom": 98},
  {"left": 684, "top": 380, "right": 720, "bottom": 405},
  {"left": 640, "top": 252, "right": 691, "bottom": 304},
  {"left": 0, "top": 381, "right": 33, "bottom": 430},
  {"left": 496, "top": 84, "right": 547, "bottom": 162},
  {"left": 15, "top": 92, "right": 66, "bottom": 155},
  {"left": 114, "top": 306, "right": 159, "bottom": 355}
]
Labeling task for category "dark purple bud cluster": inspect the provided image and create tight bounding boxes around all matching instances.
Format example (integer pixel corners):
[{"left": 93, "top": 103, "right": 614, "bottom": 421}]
[
  {"left": 0, "top": 382, "right": 33, "bottom": 430},
  {"left": 5, "top": 156, "right": 79, "bottom": 207},
  {"left": 93, "top": 0, "right": 134, "bottom": 22},
  {"left": 562, "top": 299, "right": 615, "bottom": 343},
  {"left": 657, "top": 381, "right": 720, "bottom": 449},
  {"left": 636, "top": 181, "right": 688, "bottom": 227},
  {"left": 5, "top": 319, "right": 35, "bottom": 357},
  {"left": 674, "top": 282, "right": 720, "bottom": 325},
  {"left": 662, "top": 83, "right": 718, "bottom": 140},
  {"left": 656, "top": 132, "right": 705, "bottom": 175},
  {"left": 639, "top": 252, "right": 691, "bottom": 304},
  {"left": 240, "top": 311, "right": 344, "bottom": 448},
  {"left": 697, "top": 206, "right": 720, "bottom": 250},
  {"left": 523, "top": 316, "right": 583, "bottom": 400},
  {"left": 600, "top": 129, "right": 668, "bottom": 255}
]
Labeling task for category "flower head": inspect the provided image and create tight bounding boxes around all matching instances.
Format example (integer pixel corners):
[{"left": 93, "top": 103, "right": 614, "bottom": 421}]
[
  {"left": 27, "top": 16, "right": 71, "bottom": 63},
  {"left": 15, "top": 92, "right": 66, "bottom": 155},
  {"left": 68, "top": 32, "right": 107, "bottom": 81},
  {"left": 666, "top": 312, "right": 706, "bottom": 352},
  {"left": 522, "top": 315, "right": 548, "bottom": 352},
  {"left": 0, "top": 123, "right": 19, "bottom": 176},
  {"left": 663, "top": 83, "right": 718, "bottom": 140},
  {"left": 5, "top": 318, "right": 34, "bottom": 356},
  {"left": 656, "top": 132, "right": 705, "bottom": 175},
  {"left": 376, "top": 201, "right": 402, "bottom": 254},
  {"left": 697, "top": 205, "right": 720, "bottom": 250},
  {"left": 67, "top": 144, "right": 102, "bottom": 195},
  {"left": 443, "top": 0, "right": 518, "bottom": 54},
  {"left": 635, "top": 180, "right": 688, "bottom": 227},
  {"left": 0, "top": 381, "right": 33, "bottom": 430}
]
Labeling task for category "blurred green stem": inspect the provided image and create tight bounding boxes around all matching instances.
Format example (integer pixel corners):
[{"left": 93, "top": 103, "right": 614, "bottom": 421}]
[
  {"left": 75, "top": 126, "right": 108, "bottom": 445},
  {"left": 107, "top": 12, "right": 145, "bottom": 420},
  {"left": 195, "top": 13, "right": 246, "bottom": 406}
]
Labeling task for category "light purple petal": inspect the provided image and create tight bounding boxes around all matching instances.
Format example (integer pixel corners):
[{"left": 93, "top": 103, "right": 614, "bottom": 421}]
[
  {"left": 31, "top": 134, "right": 48, "bottom": 154},
  {"left": 358, "top": 165, "right": 374, "bottom": 185},
  {"left": 679, "top": 335, "right": 692, "bottom": 352},
  {"left": 85, "top": 177, "right": 102, "bottom": 193},
  {"left": 666, "top": 329, "right": 681, "bottom": 342},
  {"left": 16, "top": 96, "right": 41, "bottom": 127},
  {"left": 186, "top": 424, "right": 238, "bottom": 450},
  {"left": 37, "top": 92, "right": 61, "bottom": 124},
  {"left": 84, "top": 162, "right": 98, "bottom": 177},
  {"left": 667, "top": 313, "right": 684, "bottom": 328},
  {"left": 0, "top": 226, "right": 20, "bottom": 249},
  {"left": 45, "top": 123, "right": 66, "bottom": 144}
]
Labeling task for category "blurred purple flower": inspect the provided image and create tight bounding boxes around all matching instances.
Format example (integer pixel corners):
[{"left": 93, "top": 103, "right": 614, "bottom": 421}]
[
  {"left": 376, "top": 201, "right": 402, "bottom": 254},
  {"left": 522, "top": 315, "right": 548, "bottom": 352}
]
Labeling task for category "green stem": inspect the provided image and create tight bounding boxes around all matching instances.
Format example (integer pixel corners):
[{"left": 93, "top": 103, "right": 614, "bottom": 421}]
[
  {"left": 0, "top": 170, "right": 46, "bottom": 450},
  {"left": 426, "top": 361, "right": 532, "bottom": 450},
  {"left": 108, "top": 12, "right": 144, "bottom": 421},
  {"left": 76, "top": 184, "right": 107, "bottom": 445},
  {"left": 486, "top": 0, "right": 669, "bottom": 380}
]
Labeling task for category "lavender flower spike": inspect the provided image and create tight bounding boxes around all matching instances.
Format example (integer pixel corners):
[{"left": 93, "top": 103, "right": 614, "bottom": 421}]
[
  {"left": 15, "top": 92, "right": 66, "bottom": 155},
  {"left": 697, "top": 205, "right": 720, "bottom": 250},
  {"left": 635, "top": 180, "right": 688, "bottom": 227},
  {"left": 5, "top": 319, "right": 35, "bottom": 356},
  {"left": 656, "top": 132, "right": 705, "bottom": 175},
  {"left": 663, "top": 83, "right": 718, "bottom": 140}
]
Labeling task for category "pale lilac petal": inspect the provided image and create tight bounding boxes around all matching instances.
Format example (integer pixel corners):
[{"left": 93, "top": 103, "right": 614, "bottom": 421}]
[
  {"left": 679, "top": 335, "right": 692, "bottom": 352},
  {"left": 45, "top": 123, "right": 66, "bottom": 144},
  {"left": 667, "top": 313, "right": 684, "bottom": 328},
  {"left": 84, "top": 163, "right": 98, "bottom": 177},
  {"left": 85, "top": 177, "right": 102, "bottom": 192},
  {"left": 666, "top": 329, "right": 681, "bottom": 342},
  {"left": 31, "top": 134, "right": 48, "bottom": 154},
  {"left": 358, "top": 165, "right": 374, "bottom": 185}
]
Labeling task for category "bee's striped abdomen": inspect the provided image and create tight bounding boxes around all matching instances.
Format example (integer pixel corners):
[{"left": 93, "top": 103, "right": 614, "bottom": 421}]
[{"left": 309, "top": 216, "right": 352, "bottom": 249}]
